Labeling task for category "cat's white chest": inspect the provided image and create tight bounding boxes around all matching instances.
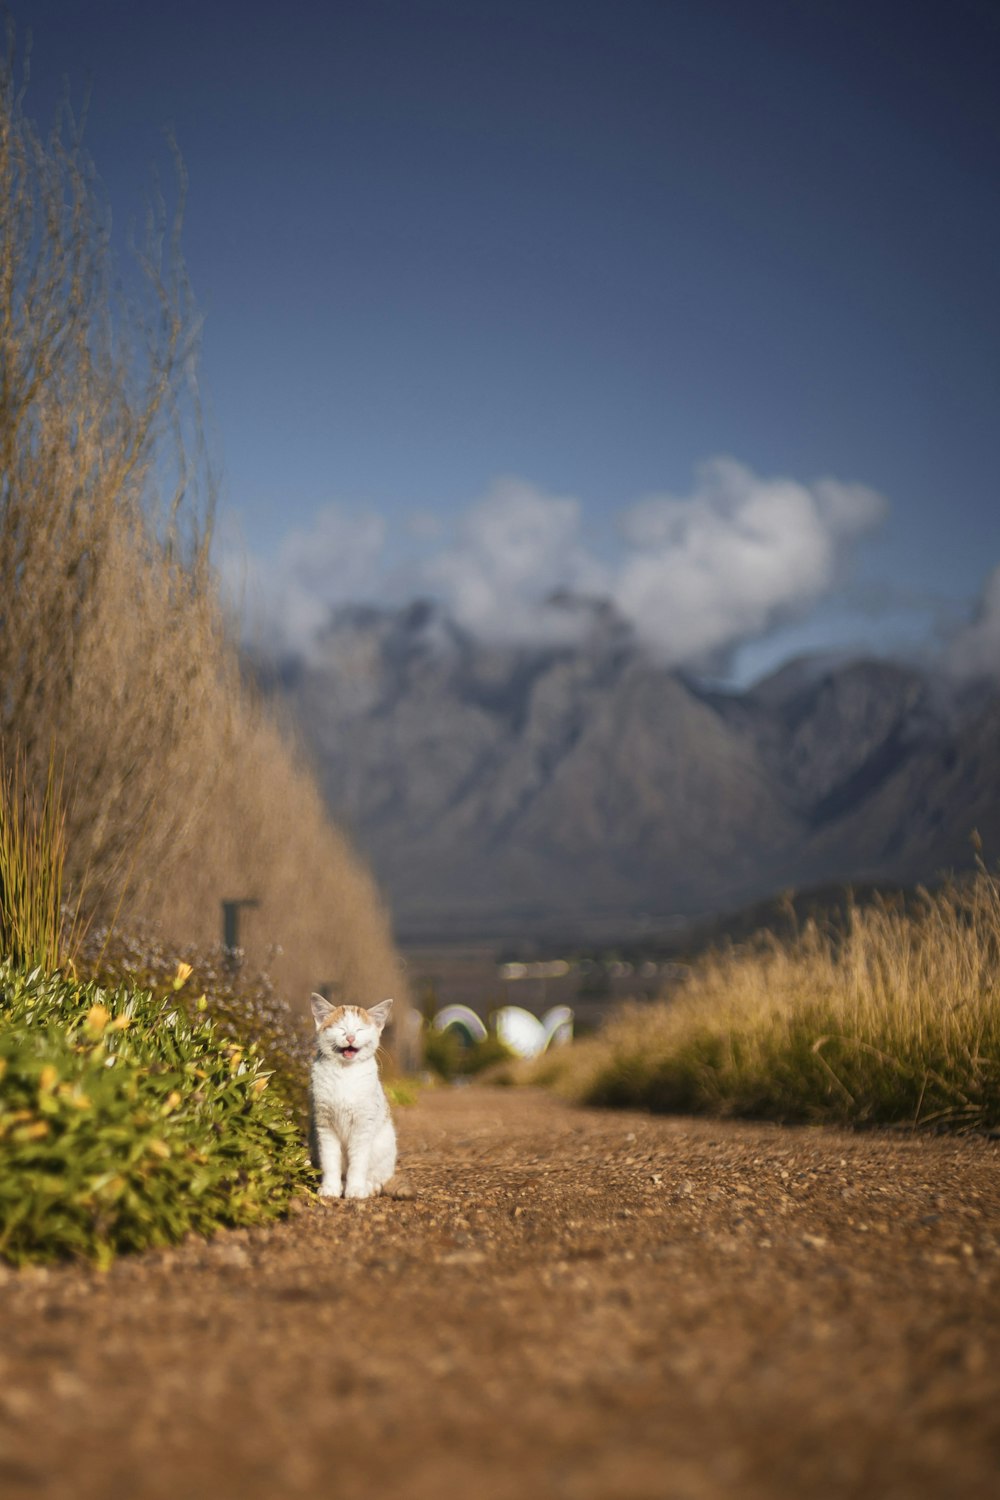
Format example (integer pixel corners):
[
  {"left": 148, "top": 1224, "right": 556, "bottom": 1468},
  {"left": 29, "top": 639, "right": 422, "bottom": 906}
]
[{"left": 311, "top": 1058, "right": 385, "bottom": 1129}]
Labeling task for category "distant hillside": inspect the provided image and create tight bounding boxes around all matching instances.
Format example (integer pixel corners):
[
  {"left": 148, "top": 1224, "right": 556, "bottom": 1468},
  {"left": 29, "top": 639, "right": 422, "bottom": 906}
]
[{"left": 252, "top": 598, "right": 999, "bottom": 941}]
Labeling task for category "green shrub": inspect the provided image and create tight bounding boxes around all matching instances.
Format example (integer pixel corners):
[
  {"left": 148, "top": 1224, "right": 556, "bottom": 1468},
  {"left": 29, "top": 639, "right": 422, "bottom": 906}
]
[
  {"left": 76, "top": 926, "right": 313, "bottom": 1122},
  {"left": 0, "top": 962, "right": 310, "bottom": 1266},
  {"left": 423, "top": 1026, "right": 514, "bottom": 1081}
]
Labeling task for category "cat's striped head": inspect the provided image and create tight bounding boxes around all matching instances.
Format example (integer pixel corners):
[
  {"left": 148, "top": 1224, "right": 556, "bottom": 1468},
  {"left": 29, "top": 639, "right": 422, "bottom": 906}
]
[{"left": 310, "top": 995, "right": 393, "bottom": 1065}]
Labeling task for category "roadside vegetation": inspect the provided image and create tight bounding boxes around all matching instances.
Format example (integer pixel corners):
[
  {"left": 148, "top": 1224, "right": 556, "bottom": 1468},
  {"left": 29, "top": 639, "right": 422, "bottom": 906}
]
[
  {"left": 0, "top": 746, "right": 314, "bottom": 1265},
  {"left": 422, "top": 1026, "right": 514, "bottom": 1082},
  {"left": 0, "top": 28, "right": 404, "bottom": 1014},
  {"left": 529, "top": 867, "right": 1000, "bottom": 1131},
  {"left": 0, "top": 25, "right": 404, "bottom": 1262},
  {"left": 75, "top": 926, "right": 316, "bottom": 1118},
  {"left": 0, "top": 962, "right": 309, "bottom": 1266}
]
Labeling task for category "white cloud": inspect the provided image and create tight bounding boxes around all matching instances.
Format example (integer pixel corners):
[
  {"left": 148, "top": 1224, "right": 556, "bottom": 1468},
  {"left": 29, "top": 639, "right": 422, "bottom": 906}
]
[
  {"left": 944, "top": 565, "right": 1000, "bottom": 679},
  {"left": 220, "top": 505, "right": 388, "bottom": 655},
  {"left": 221, "top": 459, "right": 889, "bottom": 666},
  {"left": 613, "top": 458, "right": 887, "bottom": 664},
  {"left": 422, "top": 477, "right": 608, "bottom": 644}
]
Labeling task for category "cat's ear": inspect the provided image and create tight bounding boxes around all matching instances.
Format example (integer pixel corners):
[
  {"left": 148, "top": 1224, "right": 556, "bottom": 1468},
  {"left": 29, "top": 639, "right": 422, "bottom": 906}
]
[
  {"left": 367, "top": 997, "right": 393, "bottom": 1030},
  {"left": 310, "top": 993, "right": 334, "bottom": 1028}
]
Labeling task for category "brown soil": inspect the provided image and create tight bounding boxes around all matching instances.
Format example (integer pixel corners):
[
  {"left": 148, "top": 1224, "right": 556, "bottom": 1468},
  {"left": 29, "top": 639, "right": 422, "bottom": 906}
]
[{"left": 1, "top": 1086, "right": 998, "bottom": 1500}]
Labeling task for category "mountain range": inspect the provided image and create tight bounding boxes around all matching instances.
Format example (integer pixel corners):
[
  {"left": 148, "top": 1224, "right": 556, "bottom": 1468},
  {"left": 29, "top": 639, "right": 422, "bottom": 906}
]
[{"left": 252, "top": 598, "right": 1000, "bottom": 943}]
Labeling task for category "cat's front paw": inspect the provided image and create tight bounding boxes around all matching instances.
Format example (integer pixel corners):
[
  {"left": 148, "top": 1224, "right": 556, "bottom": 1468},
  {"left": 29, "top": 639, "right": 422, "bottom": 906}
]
[
  {"left": 343, "top": 1181, "right": 373, "bottom": 1200},
  {"left": 319, "top": 1179, "right": 344, "bottom": 1198}
]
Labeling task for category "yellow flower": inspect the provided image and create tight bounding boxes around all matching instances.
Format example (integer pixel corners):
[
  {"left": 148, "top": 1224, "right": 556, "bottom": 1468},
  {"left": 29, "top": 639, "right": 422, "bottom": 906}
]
[
  {"left": 85, "top": 1003, "right": 110, "bottom": 1034},
  {"left": 38, "top": 1064, "right": 59, "bottom": 1092},
  {"left": 173, "top": 962, "right": 194, "bottom": 990}
]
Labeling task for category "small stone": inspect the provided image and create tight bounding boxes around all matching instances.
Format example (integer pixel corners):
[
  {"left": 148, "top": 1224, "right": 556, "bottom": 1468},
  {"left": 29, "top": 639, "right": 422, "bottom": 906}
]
[
  {"left": 215, "top": 1244, "right": 250, "bottom": 1269},
  {"left": 439, "top": 1250, "right": 487, "bottom": 1266},
  {"left": 50, "top": 1370, "right": 86, "bottom": 1401}
]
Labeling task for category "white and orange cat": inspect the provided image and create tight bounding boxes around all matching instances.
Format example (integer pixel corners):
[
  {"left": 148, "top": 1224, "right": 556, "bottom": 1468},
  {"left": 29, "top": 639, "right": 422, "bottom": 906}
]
[{"left": 308, "top": 994, "right": 396, "bottom": 1199}]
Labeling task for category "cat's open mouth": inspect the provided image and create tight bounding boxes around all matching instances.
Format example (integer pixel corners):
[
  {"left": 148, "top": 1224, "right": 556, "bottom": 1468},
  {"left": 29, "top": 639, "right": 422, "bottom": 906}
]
[{"left": 338, "top": 1045, "right": 359, "bottom": 1059}]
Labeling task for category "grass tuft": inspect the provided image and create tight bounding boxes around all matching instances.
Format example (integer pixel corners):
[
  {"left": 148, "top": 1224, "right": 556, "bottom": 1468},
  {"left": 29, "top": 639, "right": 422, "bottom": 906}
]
[
  {"left": 533, "top": 869, "right": 1000, "bottom": 1130},
  {"left": 0, "top": 749, "right": 79, "bottom": 974}
]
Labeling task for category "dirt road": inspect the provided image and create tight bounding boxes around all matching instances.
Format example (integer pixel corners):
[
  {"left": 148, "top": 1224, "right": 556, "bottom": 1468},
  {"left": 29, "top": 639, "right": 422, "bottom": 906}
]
[{"left": 1, "top": 1086, "right": 998, "bottom": 1500}]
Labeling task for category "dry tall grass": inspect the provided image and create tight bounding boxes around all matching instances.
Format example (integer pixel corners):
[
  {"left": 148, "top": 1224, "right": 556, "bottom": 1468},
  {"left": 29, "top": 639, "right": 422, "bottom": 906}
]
[
  {"left": 0, "top": 30, "right": 406, "bottom": 1043},
  {"left": 537, "top": 871, "right": 1000, "bottom": 1129},
  {"left": 0, "top": 749, "right": 79, "bottom": 972}
]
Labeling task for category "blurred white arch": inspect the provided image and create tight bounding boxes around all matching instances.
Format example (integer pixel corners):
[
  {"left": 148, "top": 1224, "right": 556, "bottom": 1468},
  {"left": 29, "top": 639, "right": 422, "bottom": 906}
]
[
  {"left": 432, "top": 1005, "right": 488, "bottom": 1044},
  {"left": 495, "top": 1005, "right": 547, "bottom": 1058},
  {"left": 541, "top": 1005, "right": 574, "bottom": 1048}
]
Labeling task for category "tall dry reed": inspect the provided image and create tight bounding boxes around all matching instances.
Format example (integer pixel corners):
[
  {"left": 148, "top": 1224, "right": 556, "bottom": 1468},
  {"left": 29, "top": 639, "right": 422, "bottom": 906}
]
[
  {"left": 0, "top": 748, "right": 80, "bottom": 972},
  {"left": 0, "top": 29, "right": 407, "bottom": 1042}
]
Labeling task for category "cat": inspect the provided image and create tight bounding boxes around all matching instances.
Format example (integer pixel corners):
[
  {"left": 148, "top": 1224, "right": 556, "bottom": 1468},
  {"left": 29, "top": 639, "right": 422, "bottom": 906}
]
[{"left": 308, "top": 994, "right": 397, "bottom": 1199}]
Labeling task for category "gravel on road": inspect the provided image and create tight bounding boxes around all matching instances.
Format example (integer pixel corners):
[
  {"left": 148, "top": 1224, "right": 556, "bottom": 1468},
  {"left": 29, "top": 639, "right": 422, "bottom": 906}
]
[{"left": 0, "top": 1086, "right": 998, "bottom": 1500}]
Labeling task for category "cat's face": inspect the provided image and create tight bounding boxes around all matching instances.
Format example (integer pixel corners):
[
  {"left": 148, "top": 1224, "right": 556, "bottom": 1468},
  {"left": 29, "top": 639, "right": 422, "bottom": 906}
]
[{"left": 310, "top": 995, "right": 393, "bottom": 1066}]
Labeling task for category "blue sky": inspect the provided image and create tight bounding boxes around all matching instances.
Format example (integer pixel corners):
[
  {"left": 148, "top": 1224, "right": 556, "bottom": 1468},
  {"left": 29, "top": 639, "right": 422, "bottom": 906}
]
[{"left": 16, "top": 0, "right": 1000, "bottom": 681}]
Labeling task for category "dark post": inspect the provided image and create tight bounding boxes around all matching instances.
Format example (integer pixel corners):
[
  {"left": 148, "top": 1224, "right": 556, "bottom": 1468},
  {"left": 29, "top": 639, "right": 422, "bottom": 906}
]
[{"left": 221, "top": 898, "right": 260, "bottom": 960}]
